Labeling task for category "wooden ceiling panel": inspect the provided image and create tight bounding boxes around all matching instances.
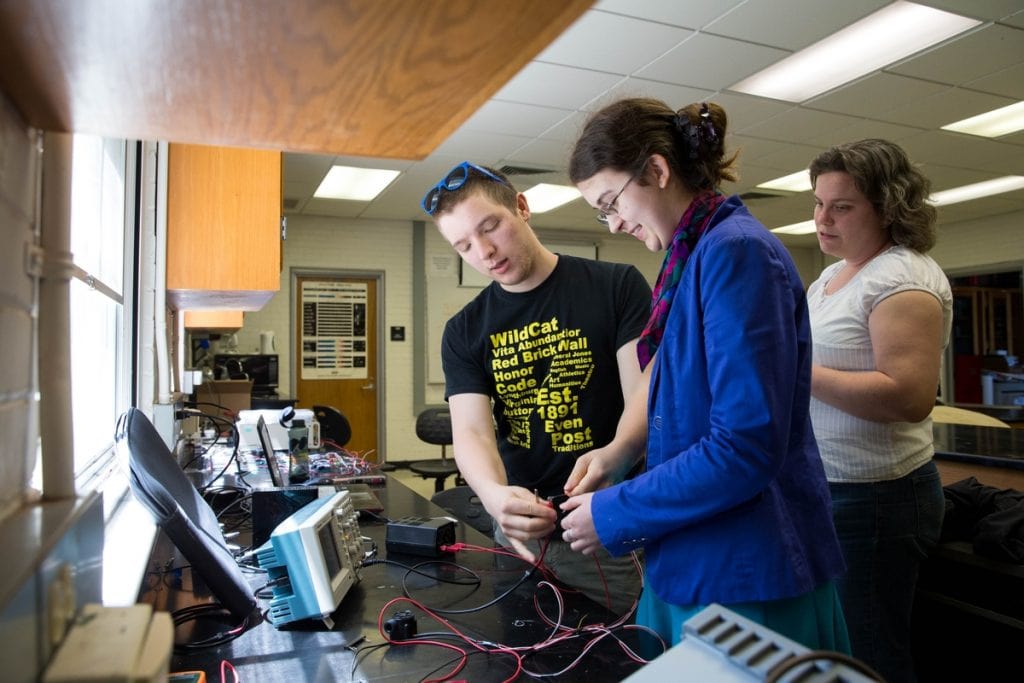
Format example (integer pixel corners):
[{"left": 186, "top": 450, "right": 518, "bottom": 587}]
[{"left": 0, "top": 0, "right": 593, "bottom": 158}]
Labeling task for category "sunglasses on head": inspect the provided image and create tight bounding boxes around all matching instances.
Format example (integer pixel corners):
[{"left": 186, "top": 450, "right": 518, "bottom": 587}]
[{"left": 421, "top": 161, "right": 510, "bottom": 216}]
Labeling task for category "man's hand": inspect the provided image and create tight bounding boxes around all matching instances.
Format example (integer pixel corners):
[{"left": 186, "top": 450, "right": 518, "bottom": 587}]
[
  {"left": 563, "top": 444, "right": 636, "bottom": 495},
  {"left": 485, "top": 485, "right": 557, "bottom": 563}
]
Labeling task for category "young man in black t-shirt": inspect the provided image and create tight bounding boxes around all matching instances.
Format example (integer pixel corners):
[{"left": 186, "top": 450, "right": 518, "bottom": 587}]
[{"left": 421, "top": 162, "right": 651, "bottom": 614}]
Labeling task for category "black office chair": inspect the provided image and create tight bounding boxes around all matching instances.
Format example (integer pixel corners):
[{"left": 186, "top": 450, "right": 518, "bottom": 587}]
[
  {"left": 312, "top": 404, "right": 352, "bottom": 448},
  {"left": 409, "top": 407, "right": 461, "bottom": 493},
  {"left": 431, "top": 486, "right": 493, "bottom": 538}
]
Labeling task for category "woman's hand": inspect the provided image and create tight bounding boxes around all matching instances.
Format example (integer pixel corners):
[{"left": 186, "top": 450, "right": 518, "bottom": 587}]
[
  {"left": 560, "top": 492, "right": 601, "bottom": 555},
  {"left": 564, "top": 442, "right": 641, "bottom": 495}
]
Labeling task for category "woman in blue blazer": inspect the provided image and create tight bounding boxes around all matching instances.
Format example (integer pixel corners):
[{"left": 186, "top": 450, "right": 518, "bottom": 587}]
[{"left": 563, "top": 98, "right": 849, "bottom": 652}]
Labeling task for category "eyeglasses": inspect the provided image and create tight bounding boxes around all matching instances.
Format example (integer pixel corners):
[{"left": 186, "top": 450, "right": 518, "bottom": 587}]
[
  {"left": 421, "top": 161, "right": 510, "bottom": 216},
  {"left": 596, "top": 172, "right": 638, "bottom": 225}
]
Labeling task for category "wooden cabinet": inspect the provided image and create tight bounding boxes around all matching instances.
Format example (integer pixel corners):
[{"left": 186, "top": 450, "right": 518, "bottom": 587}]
[
  {"left": 183, "top": 310, "right": 244, "bottom": 332},
  {"left": 952, "top": 287, "right": 1021, "bottom": 356},
  {"left": 952, "top": 286, "right": 1023, "bottom": 403},
  {"left": 166, "top": 144, "right": 282, "bottom": 311}
]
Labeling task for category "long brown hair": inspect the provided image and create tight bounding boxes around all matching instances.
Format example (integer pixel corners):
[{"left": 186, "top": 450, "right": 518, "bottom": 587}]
[{"left": 569, "top": 97, "right": 738, "bottom": 193}]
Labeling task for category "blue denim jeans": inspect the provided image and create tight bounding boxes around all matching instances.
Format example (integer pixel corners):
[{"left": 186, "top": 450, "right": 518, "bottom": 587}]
[{"left": 829, "top": 460, "right": 944, "bottom": 683}]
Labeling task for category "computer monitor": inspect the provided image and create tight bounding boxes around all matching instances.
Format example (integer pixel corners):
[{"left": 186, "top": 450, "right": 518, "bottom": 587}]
[
  {"left": 116, "top": 407, "right": 256, "bottom": 623},
  {"left": 214, "top": 354, "right": 279, "bottom": 396},
  {"left": 254, "top": 491, "right": 362, "bottom": 628},
  {"left": 256, "top": 414, "right": 284, "bottom": 488}
]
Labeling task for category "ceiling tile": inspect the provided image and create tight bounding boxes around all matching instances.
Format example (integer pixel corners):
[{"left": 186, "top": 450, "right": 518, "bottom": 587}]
[
  {"left": 727, "top": 135, "right": 796, "bottom": 165},
  {"left": 888, "top": 23, "right": 1024, "bottom": 86},
  {"left": 746, "top": 141, "right": 832, "bottom": 173},
  {"left": 807, "top": 119, "right": 927, "bottom": 147},
  {"left": 301, "top": 198, "right": 366, "bottom": 219},
  {"left": 593, "top": 0, "right": 745, "bottom": 29},
  {"left": 638, "top": 33, "right": 790, "bottom": 91},
  {"left": 740, "top": 162, "right": 810, "bottom": 187},
  {"left": 536, "top": 10, "right": 693, "bottom": 74},
  {"left": 282, "top": 154, "right": 335, "bottom": 184},
  {"left": 460, "top": 99, "right": 573, "bottom": 137},
  {"left": 505, "top": 137, "right": 575, "bottom": 171},
  {"left": 742, "top": 192, "right": 816, "bottom": 230},
  {"left": 936, "top": 197, "right": 1024, "bottom": 225},
  {"left": 1002, "top": 9, "right": 1024, "bottom": 28},
  {"left": 806, "top": 72, "right": 949, "bottom": 119},
  {"left": 882, "top": 87, "right": 1017, "bottom": 129},
  {"left": 492, "top": 62, "right": 624, "bottom": 110},
  {"left": 584, "top": 77, "right": 713, "bottom": 113},
  {"left": 430, "top": 129, "right": 536, "bottom": 161},
  {"left": 738, "top": 108, "right": 866, "bottom": 144},
  {"left": 704, "top": 0, "right": 888, "bottom": 50},
  {"left": 963, "top": 61, "right": 1024, "bottom": 99},
  {"left": 708, "top": 93, "right": 794, "bottom": 134},
  {"left": 900, "top": 130, "right": 1024, "bottom": 174},
  {"left": 529, "top": 110, "right": 592, "bottom": 143},
  {"left": 917, "top": 0, "right": 1024, "bottom": 22}
]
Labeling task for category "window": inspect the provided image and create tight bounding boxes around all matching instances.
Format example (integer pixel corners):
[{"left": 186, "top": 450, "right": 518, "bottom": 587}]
[{"left": 68, "top": 136, "right": 133, "bottom": 478}]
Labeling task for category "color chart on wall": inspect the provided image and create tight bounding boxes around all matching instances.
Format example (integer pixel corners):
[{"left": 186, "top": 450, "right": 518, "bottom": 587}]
[{"left": 300, "top": 280, "right": 368, "bottom": 379}]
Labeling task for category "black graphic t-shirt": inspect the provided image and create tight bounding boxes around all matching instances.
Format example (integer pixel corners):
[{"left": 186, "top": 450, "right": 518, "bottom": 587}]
[{"left": 442, "top": 255, "right": 651, "bottom": 497}]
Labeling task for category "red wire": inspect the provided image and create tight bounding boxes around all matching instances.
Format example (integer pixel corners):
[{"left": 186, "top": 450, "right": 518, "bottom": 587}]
[
  {"left": 377, "top": 595, "right": 523, "bottom": 683},
  {"left": 219, "top": 659, "right": 239, "bottom": 683},
  {"left": 372, "top": 547, "right": 654, "bottom": 680}
]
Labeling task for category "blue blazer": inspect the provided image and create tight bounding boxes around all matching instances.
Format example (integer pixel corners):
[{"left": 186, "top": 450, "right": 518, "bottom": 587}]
[{"left": 592, "top": 196, "right": 845, "bottom": 606}]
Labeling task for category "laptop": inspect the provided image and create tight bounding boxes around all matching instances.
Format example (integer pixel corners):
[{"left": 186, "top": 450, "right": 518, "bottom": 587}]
[
  {"left": 256, "top": 414, "right": 285, "bottom": 487},
  {"left": 256, "top": 414, "right": 383, "bottom": 512}
]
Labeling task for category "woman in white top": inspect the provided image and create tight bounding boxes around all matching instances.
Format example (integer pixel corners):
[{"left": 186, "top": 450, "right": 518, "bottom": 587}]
[{"left": 807, "top": 138, "right": 952, "bottom": 683}]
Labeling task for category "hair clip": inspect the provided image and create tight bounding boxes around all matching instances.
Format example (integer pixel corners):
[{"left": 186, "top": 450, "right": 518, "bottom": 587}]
[{"left": 698, "top": 102, "right": 717, "bottom": 145}]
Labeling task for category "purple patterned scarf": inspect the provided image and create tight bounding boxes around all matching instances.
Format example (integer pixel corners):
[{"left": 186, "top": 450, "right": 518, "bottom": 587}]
[{"left": 636, "top": 190, "right": 726, "bottom": 370}]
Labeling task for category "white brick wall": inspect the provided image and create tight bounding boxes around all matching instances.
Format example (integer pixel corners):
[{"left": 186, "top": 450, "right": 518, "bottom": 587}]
[
  {"left": 238, "top": 215, "right": 425, "bottom": 462},
  {"left": 0, "top": 93, "right": 38, "bottom": 518}
]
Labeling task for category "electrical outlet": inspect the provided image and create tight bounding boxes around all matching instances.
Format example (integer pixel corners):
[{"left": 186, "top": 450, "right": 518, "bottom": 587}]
[
  {"left": 181, "top": 415, "right": 200, "bottom": 439},
  {"left": 47, "top": 563, "right": 76, "bottom": 650},
  {"left": 152, "top": 401, "right": 183, "bottom": 450}
]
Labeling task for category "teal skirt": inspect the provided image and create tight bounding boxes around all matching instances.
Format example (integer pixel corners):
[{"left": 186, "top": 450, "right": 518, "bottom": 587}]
[{"left": 637, "top": 580, "right": 851, "bottom": 654}]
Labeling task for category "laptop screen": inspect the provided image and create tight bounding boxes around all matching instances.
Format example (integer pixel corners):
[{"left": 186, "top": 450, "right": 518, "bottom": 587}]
[{"left": 257, "top": 415, "right": 284, "bottom": 487}]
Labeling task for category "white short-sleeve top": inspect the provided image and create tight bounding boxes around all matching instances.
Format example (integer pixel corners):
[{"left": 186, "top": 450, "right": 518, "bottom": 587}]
[{"left": 807, "top": 246, "right": 953, "bottom": 482}]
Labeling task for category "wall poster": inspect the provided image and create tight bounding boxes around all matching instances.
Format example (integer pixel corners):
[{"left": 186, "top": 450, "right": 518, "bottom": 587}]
[{"left": 300, "top": 280, "right": 368, "bottom": 379}]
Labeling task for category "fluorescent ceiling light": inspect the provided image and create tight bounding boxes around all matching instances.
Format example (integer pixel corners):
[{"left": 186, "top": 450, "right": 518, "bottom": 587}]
[
  {"left": 770, "top": 220, "right": 816, "bottom": 235},
  {"left": 731, "top": 1, "right": 981, "bottom": 102},
  {"left": 757, "top": 169, "right": 812, "bottom": 193},
  {"left": 929, "top": 176, "right": 1024, "bottom": 206},
  {"left": 942, "top": 101, "right": 1024, "bottom": 138},
  {"left": 522, "top": 183, "right": 581, "bottom": 213},
  {"left": 314, "top": 165, "right": 400, "bottom": 200}
]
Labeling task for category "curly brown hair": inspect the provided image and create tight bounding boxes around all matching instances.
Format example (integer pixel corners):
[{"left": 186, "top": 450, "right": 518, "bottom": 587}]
[{"left": 809, "top": 139, "right": 937, "bottom": 252}]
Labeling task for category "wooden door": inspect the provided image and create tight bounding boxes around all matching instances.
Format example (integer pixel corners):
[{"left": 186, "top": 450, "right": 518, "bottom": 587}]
[{"left": 293, "top": 275, "right": 379, "bottom": 461}]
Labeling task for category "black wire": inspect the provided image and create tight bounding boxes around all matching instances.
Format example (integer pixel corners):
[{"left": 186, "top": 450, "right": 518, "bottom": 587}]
[
  {"left": 350, "top": 642, "right": 390, "bottom": 679},
  {"left": 360, "top": 558, "right": 482, "bottom": 587},
  {"left": 253, "top": 576, "right": 289, "bottom": 599},
  {"left": 359, "top": 509, "right": 392, "bottom": 524},
  {"left": 422, "top": 566, "right": 537, "bottom": 615},
  {"left": 170, "top": 603, "right": 254, "bottom": 652},
  {"left": 416, "top": 648, "right": 507, "bottom": 683},
  {"left": 211, "top": 490, "right": 252, "bottom": 520},
  {"left": 199, "top": 424, "right": 242, "bottom": 493},
  {"left": 764, "top": 650, "right": 885, "bottom": 683}
]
